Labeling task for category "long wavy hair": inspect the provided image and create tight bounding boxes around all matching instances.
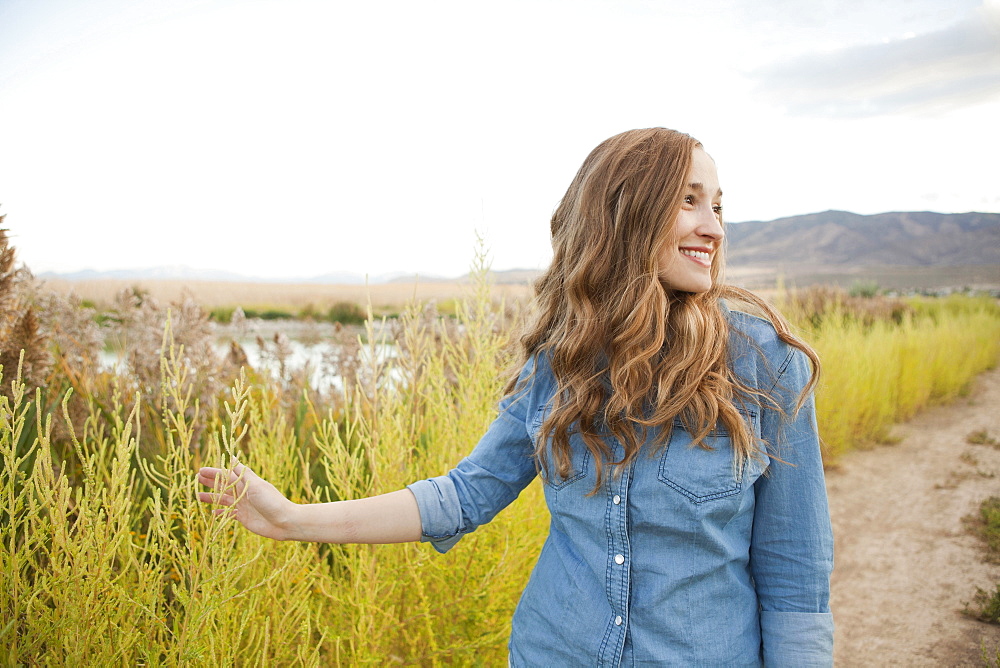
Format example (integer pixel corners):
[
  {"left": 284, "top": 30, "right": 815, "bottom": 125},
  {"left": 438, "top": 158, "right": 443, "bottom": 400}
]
[{"left": 507, "top": 128, "right": 820, "bottom": 489}]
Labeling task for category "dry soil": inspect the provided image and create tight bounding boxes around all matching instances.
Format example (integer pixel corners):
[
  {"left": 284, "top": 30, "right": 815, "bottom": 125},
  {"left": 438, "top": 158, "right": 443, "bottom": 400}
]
[{"left": 829, "top": 366, "right": 1000, "bottom": 666}]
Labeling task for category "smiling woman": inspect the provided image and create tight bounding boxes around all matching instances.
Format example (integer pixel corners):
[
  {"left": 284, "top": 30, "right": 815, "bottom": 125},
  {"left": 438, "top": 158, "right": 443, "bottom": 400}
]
[{"left": 658, "top": 147, "right": 725, "bottom": 293}]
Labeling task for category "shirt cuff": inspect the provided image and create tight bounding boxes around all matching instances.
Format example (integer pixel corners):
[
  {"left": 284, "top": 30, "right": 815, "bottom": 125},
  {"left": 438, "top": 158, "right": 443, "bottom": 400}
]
[
  {"left": 760, "top": 610, "right": 833, "bottom": 667},
  {"left": 406, "top": 477, "right": 467, "bottom": 554}
]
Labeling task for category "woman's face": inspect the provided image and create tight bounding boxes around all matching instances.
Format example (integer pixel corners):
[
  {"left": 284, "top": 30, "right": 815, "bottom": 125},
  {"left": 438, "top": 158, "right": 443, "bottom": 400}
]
[{"left": 657, "top": 148, "right": 724, "bottom": 293}]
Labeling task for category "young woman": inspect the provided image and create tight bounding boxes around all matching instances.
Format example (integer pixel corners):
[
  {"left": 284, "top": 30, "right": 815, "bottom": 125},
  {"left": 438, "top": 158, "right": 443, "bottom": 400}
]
[{"left": 197, "top": 128, "right": 834, "bottom": 666}]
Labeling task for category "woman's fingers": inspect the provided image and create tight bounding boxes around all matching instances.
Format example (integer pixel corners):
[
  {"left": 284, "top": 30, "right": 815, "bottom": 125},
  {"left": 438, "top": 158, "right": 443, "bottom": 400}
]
[
  {"left": 199, "top": 465, "right": 248, "bottom": 485},
  {"left": 197, "top": 490, "right": 235, "bottom": 507},
  {"left": 195, "top": 462, "right": 292, "bottom": 540},
  {"left": 198, "top": 467, "right": 228, "bottom": 487},
  {"left": 196, "top": 466, "right": 249, "bottom": 508}
]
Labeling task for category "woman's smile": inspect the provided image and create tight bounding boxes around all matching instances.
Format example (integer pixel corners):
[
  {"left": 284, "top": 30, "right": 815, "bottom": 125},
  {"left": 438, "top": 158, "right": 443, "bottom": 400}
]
[{"left": 679, "top": 246, "right": 713, "bottom": 267}]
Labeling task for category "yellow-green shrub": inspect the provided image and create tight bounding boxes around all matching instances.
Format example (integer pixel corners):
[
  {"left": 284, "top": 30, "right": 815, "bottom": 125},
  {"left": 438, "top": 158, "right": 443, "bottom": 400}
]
[
  {"left": 2, "top": 262, "right": 547, "bottom": 665},
  {"left": 784, "top": 292, "right": 1000, "bottom": 459}
]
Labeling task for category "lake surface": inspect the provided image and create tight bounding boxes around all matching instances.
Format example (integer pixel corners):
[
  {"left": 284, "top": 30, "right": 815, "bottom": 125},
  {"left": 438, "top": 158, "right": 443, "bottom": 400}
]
[{"left": 99, "top": 320, "right": 395, "bottom": 390}]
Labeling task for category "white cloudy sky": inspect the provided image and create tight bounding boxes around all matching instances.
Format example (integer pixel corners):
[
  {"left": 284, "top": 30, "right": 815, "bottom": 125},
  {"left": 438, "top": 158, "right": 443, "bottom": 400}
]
[{"left": 1, "top": 0, "right": 998, "bottom": 279}]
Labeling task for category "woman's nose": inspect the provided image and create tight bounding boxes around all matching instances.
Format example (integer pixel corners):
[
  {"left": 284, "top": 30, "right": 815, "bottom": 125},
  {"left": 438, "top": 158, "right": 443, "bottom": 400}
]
[{"left": 697, "top": 208, "right": 724, "bottom": 241}]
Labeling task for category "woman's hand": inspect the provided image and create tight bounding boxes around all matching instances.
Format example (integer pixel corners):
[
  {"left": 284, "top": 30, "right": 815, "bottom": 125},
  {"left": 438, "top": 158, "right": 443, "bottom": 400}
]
[
  {"left": 196, "top": 462, "right": 297, "bottom": 541},
  {"left": 196, "top": 462, "right": 422, "bottom": 544}
]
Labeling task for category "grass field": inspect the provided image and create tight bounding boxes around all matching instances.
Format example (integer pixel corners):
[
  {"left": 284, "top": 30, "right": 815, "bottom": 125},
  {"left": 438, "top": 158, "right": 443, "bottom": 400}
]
[{"left": 727, "top": 263, "right": 1000, "bottom": 292}]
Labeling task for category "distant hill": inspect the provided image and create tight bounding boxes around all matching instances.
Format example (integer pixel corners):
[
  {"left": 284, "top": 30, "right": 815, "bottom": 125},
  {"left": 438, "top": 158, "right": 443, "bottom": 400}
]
[
  {"left": 37, "top": 266, "right": 252, "bottom": 282},
  {"left": 725, "top": 211, "right": 1000, "bottom": 267},
  {"left": 38, "top": 266, "right": 530, "bottom": 285},
  {"left": 38, "top": 266, "right": 414, "bottom": 285}
]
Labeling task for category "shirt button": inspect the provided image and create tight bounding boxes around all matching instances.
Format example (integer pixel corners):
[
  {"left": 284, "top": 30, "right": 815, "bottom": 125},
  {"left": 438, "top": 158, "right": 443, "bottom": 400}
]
[
  {"left": 614, "top": 554, "right": 625, "bottom": 565},
  {"left": 613, "top": 494, "right": 621, "bottom": 505},
  {"left": 615, "top": 615, "right": 623, "bottom": 626}
]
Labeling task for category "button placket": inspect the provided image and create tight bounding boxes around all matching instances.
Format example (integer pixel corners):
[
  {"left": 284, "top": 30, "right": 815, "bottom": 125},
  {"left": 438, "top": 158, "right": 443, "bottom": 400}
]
[
  {"left": 616, "top": 460, "right": 633, "bottom": 641},
  {"left": 601, "top": 439, "right": 631, "bottom": 665},
  {"left": 600, "top": 442, "right": 633, "bottom": 666}
]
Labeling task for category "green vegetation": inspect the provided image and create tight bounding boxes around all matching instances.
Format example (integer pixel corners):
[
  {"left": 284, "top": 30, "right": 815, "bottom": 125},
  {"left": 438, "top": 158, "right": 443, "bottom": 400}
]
[
  {"left": 968, "top": 429, "right": 1000, "bottom": 449},
  {"left": 975, "top": 496, "right": 1000, "bottom": 564},
  {"left": 963, "top": 496, "right": 1000, "bottom": 625},
  {"left": 967, "top": 586, "right": 1000, "bottom": 624},
  {"left": 210, "top": 302, "right": 367, "bottom": 324},
  {"left": 984, "top": 641, "right": 1000, "bottom": 668},
  {"left": 324, "top": 301, "right": 366, "bottom": 325},
  {"left": 848, "top": 279, "right": 881, "bottom": 298},
  {"left": 210, "top": 306, "right": 296, "bottom": 321}
]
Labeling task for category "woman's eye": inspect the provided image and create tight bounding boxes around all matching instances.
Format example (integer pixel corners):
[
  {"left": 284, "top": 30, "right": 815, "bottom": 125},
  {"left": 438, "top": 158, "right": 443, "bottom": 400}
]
[
  {"left": 684, "top": 195, "right": 695, "bottom": 205},
  {"left": 713, "top": 204, "right": 723, "bottom": 215}
]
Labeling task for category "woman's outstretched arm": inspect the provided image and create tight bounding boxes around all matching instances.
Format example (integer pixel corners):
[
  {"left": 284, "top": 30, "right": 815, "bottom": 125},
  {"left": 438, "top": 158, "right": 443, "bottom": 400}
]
[{"left": 196, "top": 463, "right": 422, "bottom": 544}]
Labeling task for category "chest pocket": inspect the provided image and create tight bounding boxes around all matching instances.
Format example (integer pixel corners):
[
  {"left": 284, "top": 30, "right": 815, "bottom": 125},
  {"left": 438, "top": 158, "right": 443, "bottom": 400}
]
[
  {"left": 657, "top": 408, "right": 766, "bottom": 503},
  {"left": 529, "top": 405, "right": 591, "bottom": 490}
]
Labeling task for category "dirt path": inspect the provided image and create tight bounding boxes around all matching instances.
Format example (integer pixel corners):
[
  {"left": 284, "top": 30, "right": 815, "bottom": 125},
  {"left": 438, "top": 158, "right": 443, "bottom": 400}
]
[{"left": 828, "top": 366, "right": 1000, "bottom": 666}]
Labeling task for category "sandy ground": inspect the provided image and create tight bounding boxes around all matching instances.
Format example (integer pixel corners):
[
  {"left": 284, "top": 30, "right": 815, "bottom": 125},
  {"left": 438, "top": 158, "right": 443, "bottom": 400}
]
[{"left": 828, "top": 366, "right": 1000, "bottom": 666}]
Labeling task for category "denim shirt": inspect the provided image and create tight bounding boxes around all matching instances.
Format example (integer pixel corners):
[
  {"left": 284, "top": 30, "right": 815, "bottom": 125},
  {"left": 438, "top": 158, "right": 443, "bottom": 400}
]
[{"left": 407, "top": 310, "right": 834, "bottom": 667}]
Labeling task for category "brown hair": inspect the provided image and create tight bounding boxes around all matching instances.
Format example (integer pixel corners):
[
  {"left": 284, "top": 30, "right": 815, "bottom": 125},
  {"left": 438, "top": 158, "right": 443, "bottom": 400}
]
[{"left": 507, "top": 128, "right": 819, "bottom": 490}]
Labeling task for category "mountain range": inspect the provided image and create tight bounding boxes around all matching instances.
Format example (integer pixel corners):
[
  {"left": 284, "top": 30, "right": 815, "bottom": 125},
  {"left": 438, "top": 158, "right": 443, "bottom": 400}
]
[
  {"left": 724, "top": 210, "right": 999, "bottom": 267},
  {"left": 38, "top": 266, "right": 425, "bottom": 285}
]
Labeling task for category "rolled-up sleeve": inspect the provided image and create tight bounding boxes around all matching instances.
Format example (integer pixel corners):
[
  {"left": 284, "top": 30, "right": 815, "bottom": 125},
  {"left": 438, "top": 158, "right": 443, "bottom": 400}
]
[
  {"left": 751, "top": 348, "right": 834, "bottom": 667},
  {"left": 407, "top": 361, "right": 540, "bottom": 554}
]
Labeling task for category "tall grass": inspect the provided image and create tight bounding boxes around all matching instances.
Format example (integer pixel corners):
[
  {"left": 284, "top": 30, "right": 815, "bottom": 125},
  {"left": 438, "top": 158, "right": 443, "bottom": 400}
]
[
  {"left": 3, "top": 246, "right": 547, "bottom": 665},
  {"left": 3, "top": 235, "right": 1000, "bottom": 663},
  {"left": 779, "top": 288, "right": 1000, "bottom": 459}
]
